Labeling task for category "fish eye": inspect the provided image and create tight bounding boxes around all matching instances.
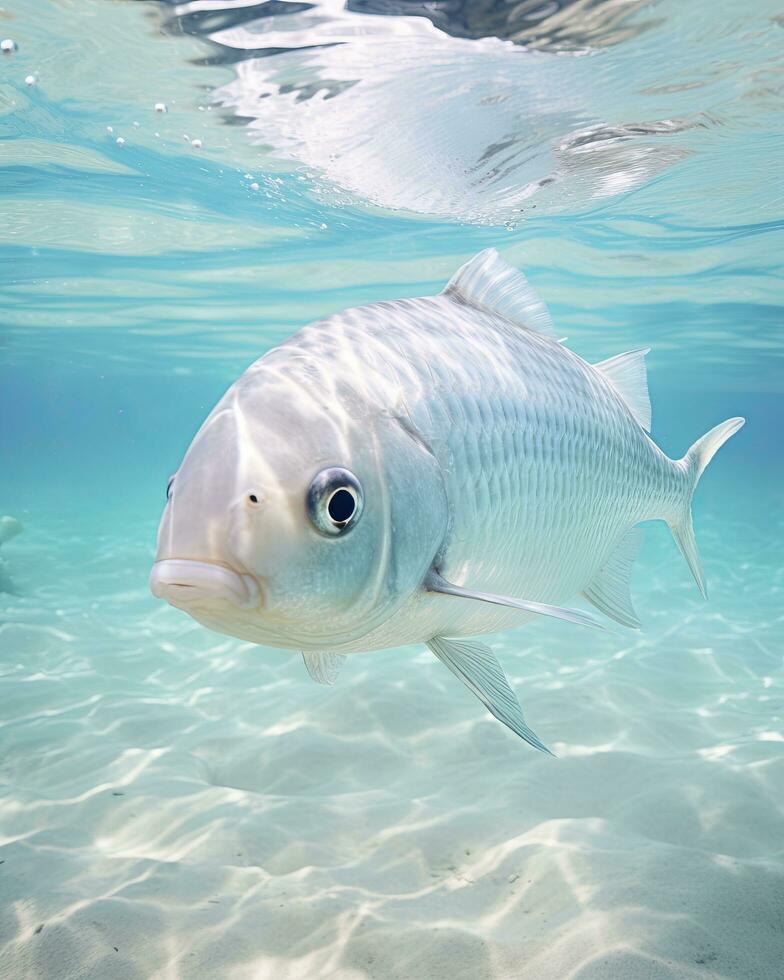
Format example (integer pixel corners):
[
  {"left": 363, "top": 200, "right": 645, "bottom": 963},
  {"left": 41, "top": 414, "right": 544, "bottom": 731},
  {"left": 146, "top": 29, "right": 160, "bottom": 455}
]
[
  {"left": 166, "top": 476, "right": 175, "bottom": 500},
  {"left": 307, "top": 467, "right": 363, "bottom": 536}
]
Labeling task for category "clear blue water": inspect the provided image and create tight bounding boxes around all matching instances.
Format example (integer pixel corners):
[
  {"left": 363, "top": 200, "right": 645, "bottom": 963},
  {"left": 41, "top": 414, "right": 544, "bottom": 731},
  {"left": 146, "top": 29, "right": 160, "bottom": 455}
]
[{"left": 1, "top": 1, "right": 782, "bottom": 977}]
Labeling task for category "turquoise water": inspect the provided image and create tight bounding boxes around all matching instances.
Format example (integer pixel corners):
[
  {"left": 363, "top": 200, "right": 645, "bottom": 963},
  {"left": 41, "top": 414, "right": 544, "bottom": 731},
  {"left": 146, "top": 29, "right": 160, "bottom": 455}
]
[{"left": 1, "top": 1, "right": 783, "bottom": 977}]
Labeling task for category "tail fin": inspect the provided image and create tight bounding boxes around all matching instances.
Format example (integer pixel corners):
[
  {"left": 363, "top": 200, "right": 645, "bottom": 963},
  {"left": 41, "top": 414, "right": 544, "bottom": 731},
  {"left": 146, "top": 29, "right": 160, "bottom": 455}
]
[{"left": 669, "top": 417, "right": 745, "bottom": 598}]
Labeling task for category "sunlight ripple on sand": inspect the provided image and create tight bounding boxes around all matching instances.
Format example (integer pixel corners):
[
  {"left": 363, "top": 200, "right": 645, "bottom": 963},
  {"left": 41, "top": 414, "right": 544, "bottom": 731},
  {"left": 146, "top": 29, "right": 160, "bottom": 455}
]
[{"left": 0, "top": 512, "right": 782, "bottom": 978}]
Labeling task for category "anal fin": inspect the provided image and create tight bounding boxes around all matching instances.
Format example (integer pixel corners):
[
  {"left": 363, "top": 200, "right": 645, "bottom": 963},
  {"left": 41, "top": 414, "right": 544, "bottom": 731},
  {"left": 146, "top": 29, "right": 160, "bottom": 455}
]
[
  {"left": 427, "top": 635, "right": 553, "bottom": 755},
  {"left": 302, "top": 651, "right": 347, "bottom": 685},
  {"left": 583, "top": 527, "right": 643, "bottom": 629}
]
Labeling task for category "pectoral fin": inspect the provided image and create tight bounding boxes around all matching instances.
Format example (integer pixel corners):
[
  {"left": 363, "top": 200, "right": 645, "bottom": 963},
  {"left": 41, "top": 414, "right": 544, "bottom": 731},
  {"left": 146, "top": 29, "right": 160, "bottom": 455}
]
[
  {"left": 424, "top": 570, "right": 605, "bottom": 631},
  {"left": 427, "top": 635, "right": 552, "bottom": 754},
  {"left": 302, "top": 651, "right": 347, "bottom": 685}
]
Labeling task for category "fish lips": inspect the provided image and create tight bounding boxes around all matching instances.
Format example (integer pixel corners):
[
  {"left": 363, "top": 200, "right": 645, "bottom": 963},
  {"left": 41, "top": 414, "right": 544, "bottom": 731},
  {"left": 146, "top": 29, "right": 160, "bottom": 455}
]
[{"left": 149, "top": 559, "right": 261, "bottom": 611}]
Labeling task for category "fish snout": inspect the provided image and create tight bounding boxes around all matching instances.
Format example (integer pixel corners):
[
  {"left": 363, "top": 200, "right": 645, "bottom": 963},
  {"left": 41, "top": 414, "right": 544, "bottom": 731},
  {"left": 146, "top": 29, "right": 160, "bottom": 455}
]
[{"left": 149, "top": 559, "right": 261, "bottom": 610}]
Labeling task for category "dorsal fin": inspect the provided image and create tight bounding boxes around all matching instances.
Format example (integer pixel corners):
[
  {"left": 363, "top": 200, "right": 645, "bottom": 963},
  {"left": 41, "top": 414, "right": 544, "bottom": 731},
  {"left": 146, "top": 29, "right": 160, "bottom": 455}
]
[
  {"left": 594, "top": 348, "right": 651, "bottom": 432},
  {"left": 443, "top": 248, "right": 556, "bottom": 338}
]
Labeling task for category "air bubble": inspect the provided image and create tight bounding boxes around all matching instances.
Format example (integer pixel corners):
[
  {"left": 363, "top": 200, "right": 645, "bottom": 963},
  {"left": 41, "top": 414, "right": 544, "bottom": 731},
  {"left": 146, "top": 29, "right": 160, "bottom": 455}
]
[
  {"left": 116, "top": 137, "right": 125, "bottom": 146},
  {"left": 106, "top": 125, "right": 114, "bottom": 133},
  {"left": 250, "top": 182, "right": 260, "bottom": 191}
]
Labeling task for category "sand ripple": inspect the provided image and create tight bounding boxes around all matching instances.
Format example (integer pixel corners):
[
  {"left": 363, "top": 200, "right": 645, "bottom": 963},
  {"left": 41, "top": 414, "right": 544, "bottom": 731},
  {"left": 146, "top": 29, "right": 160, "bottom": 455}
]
[{"left": 0, "top": 513, "right": 782, "bottom": 978}]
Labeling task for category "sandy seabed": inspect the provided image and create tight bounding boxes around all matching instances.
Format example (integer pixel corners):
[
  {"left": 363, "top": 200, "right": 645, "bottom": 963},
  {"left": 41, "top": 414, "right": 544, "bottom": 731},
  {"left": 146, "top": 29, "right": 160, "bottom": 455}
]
[{"left": 0, "top": 512, "right": 782, "bottom": 980}]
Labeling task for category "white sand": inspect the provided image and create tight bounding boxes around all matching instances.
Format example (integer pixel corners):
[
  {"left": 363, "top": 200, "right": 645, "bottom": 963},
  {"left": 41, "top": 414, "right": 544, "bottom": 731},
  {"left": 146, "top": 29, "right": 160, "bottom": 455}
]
[{"left": 0, "top": 514, "right": 782, "bottom": 979}]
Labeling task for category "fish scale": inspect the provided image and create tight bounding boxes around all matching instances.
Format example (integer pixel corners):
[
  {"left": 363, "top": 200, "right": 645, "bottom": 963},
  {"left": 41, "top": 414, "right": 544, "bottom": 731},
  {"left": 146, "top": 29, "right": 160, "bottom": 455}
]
[
  {"left": 269, "top": 302, "right": 647, "bottom": 644},
  {"left": 371, "top": 307, "right": 649, "bottom": 622}
]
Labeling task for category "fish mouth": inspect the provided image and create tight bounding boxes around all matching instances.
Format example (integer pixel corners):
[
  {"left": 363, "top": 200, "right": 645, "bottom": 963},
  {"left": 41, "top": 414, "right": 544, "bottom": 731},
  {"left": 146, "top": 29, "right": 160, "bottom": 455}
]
[{"left": 149, "top": 559, "right": 261, "bottom": 611}]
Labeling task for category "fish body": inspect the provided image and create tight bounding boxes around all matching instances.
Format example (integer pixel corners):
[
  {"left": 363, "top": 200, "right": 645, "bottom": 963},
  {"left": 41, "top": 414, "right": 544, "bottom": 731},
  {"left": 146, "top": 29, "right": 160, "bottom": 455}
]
[
  {"left": 321, "top": 295, "right": 665, "bottom": 649},
  {"left": 150, "top": 250, "right": 743, "bottom": 749},
  {"left": 0, "top": 516, "right": 23, "bottom": 547}
]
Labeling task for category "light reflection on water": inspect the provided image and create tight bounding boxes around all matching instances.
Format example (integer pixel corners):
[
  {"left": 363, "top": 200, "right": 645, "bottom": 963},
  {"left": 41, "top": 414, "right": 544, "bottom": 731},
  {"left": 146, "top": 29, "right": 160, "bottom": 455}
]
[
  {"left": 1, "top": 0, "right": 781, "bottom": 391},
  {"left": 158, "top": 0, "right": 784, "bottom": 228}
]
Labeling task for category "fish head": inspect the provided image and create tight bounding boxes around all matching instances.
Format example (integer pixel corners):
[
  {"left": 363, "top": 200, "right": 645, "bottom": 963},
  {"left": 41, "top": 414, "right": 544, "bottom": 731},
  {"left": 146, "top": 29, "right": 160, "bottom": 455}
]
[{"left": 150, "top": 356, "right": 448, "bottom": 649}]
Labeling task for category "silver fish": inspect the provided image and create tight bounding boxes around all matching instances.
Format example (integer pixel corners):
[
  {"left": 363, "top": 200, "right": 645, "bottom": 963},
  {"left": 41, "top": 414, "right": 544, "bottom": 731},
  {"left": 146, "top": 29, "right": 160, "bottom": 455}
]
[
  {"left": 0, "top": 516, "right": 23, "bottom": 547},
  {"left": 150, "top": 249, "right": 744, "bottom": 751}
]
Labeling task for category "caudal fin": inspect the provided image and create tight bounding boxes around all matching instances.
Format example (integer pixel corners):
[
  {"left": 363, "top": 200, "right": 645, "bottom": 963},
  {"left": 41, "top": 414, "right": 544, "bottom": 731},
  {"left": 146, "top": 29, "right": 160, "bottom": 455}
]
[{"left": 669, "top": 417, "right": 745, "bottom": 598}]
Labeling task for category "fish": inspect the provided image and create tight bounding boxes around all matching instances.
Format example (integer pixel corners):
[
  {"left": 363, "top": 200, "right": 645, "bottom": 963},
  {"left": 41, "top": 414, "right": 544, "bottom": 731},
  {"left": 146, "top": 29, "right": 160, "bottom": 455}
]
[
  {"left": 0, "top": 516, "right": 23, "bottom": 596},
  {"left": 0, "top": 516, "right": 23, "bottom": 547},
  {"left": 150, "top": 249, "right": 744, "bottom": 752}
]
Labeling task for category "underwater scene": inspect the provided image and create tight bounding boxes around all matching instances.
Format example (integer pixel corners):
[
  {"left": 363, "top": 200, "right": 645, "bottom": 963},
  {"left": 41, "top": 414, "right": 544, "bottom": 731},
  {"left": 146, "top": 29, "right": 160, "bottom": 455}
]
[{"left": 1, "top": 0, "right": 783, "bottom": 977}]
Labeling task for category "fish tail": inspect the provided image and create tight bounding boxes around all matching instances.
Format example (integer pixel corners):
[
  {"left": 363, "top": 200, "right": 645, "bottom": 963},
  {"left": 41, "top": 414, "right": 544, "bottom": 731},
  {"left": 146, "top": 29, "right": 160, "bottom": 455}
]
[{"left": 668, "top": 417, "right": 745, "bottom": 597}]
